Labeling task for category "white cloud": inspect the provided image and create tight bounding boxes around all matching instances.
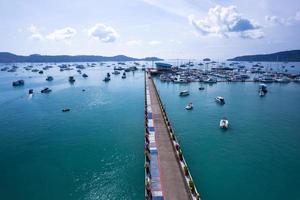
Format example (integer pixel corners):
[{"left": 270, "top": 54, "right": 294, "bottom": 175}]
[
  {"left": 126, "top": 40, "right": 142, "bottom": 46},
  {"left": 149, "top": 40, "right": 161, "bottom": 45},
  {"left": 189, "top": 5, "right": 263, "bottom": 39},
  {"left": 46, "top": 27, "right": 76, "bottom": 41},
  {"left": 240, "top": 29, "right": 264, "bottom": 39},
  {"left": 88, "top": 23, "right": 118, "bottom": 43},
  {"left": 27, "top": 25, "right": 44, "bottom": 41}
]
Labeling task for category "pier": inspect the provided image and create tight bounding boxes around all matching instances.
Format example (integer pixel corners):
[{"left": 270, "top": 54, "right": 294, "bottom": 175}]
[{"left": 144, "top": 71, "right": 200, "bottom": 200}]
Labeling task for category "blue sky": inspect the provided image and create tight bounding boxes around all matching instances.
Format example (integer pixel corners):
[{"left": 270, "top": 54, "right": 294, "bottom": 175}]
[{"left": 0, "top": 0, "right": 299, "bottom": 59}]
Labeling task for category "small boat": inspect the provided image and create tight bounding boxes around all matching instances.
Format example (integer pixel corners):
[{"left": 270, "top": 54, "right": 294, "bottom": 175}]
[
  {"left": 179, "top": 90, "right": 189, "bottom": 96},
  {"left": 199, "top": 87, "right": 205, "bottom": 90},
  {"left": 41, "top": 87, "right": 52, "bottom": 93},
  {"left": 38, "top": 70, "right": 44, "bottom": 74},
  {"left": 62, "top": 108, "right": 70, "bottom": 112},
  {"left": 259, "top": 84, "right": 267, "bottom": 93},
  {"left": 185, "top": 102, "right": 193, "bottom": 110},
  {"left": 215, "top": 96, "right": 225, "bottom": 104},
  {"left": 12, "top": 80, "right": 25, "bottom": 87},
  {"left": 46, "top": 76, "right": 54, "bottom": 81},
  {"left": 112, "top": 70, "right": 120, "bottom": 75},
  {"left": 82, "top": 73, "right": 88, "bottom": 78},
  {"left": 28, "top": 89, "right": 34, "bottom": 94},
  {"left": 103, "top": 77, "right": 111, "bottom": 82},
  {"left": 259, "top": 89, "right": 265, "bottom": 97},
  {"left": 107, "top": 73, "right": 111, "bottom": 77},
  {"left": 204, "top": 78, "right": 217, "bottom": 84},
  {"left": 69, "top": 76, "right": 75, "bottom": 83},
  {"left": 220, "top": 117, "right": 229, "bottom": 129},
  {"left": 122, "top": 72, "right": 126, "bottom": 79}
]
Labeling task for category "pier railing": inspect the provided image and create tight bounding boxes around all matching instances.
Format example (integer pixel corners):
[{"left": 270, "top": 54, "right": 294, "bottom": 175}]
[{"left": 149, "top": 73, "right": 201, "bottom": 200}]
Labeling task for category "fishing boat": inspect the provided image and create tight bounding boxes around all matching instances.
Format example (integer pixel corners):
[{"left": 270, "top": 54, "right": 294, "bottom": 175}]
[
  {"left": 179, "top": 90, "right": 189, "bottom": 96},
  {"left": 220, "top": 117, "right": 229, "bottom": 129},
  {"left": 215, "top": 96, "right": 225, "bottom": 104},
  {"left": 185, "top": 102, "right": 193, "bottom": 110}
]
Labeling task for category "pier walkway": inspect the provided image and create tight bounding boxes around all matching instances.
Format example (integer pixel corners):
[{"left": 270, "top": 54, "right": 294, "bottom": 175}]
[{"left": 144, "top": 71, "right": 200, "bottom": 200}]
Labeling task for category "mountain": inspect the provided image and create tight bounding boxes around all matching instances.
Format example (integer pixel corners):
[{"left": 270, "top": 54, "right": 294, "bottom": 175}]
[
  {"left": 0, "top": 52, "right": 163, "bottom": 63},
  {"left": 228, "top": 50, "right": 300, "bottom": 62}
]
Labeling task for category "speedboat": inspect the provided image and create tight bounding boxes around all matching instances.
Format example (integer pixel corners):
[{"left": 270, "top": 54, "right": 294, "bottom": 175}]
[
  {"left": 122, "top": 72, "right": 126, "bottom": 79},
  {"left": 185, "top": 102, "right": 193, "bottom": 110},
  {"left": 215, "top": 96, "right": 225, "bottom": 104},
  {"left": 12, "top": 80, "right": 25, "bottom": 87},
  {"left": 41, "top": 87, "right": 52, "bottom": 93},
  {"left": 69, "top": 76, "right": 75, "bottom": 83},
  {"left": 46, "top": 76, "right": 53, "bottom": 81},
  {"left": 179, "top": 90, "right": 189, "bottom": 96},
  {"left": 220, "top": 117, "right": 229, "bottom": 129}
]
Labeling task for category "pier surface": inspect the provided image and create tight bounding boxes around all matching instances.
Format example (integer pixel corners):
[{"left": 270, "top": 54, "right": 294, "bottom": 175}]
[{"left": 146, "top": 72, "right": 191, "bottom": 200}]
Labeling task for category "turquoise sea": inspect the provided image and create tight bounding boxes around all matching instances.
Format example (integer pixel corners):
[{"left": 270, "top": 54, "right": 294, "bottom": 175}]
[{"left": 0, "top": 62, "right": 300, "bottom": 200}]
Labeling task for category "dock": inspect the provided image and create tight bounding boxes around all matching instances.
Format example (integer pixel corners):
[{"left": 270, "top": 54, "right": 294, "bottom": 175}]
[{"left": 144, "top": 71, "right": 200, "bottom": 200}]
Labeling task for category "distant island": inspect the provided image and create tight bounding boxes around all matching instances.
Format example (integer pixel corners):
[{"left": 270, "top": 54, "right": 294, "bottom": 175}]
[
  {"left": 228, "top": 50, "right": 300, "bottom": 62},
  {"left": 0, "top": 52, "right": 163, "bottom": 63}
]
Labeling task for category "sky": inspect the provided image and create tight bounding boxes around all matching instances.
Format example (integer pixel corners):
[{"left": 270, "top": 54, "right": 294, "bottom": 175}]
[{"left": 0, "top": 0, "right": 300, "bottom": 59}]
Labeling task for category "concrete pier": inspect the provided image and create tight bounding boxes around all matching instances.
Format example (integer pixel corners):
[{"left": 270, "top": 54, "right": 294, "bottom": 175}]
[{"left": 144, "top": 71, "right": 200, "bottom": 200}]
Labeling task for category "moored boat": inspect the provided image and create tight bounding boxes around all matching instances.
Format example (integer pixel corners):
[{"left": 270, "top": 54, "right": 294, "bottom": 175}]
[
  {"left": 179, "top": 90, "right": 189, "bottom": 96},
  {"left": 185, "top": 102, "right": 193, "bottom": 110}
]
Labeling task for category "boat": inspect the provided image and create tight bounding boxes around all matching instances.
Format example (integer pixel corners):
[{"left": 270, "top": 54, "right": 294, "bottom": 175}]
[
  {"left": 112, "top": 70, "right": 120, "bottom": 75},
  {"left": 46, "top": 76, "right": 54, "bottom": 81},
  {"left": 179, "top": 90, "right": 189, "bottom": 96},
  {"left": 38, "top": 70, "right": 43, "bottom": 74},
  {"left": 259, "top": 89, "right": 265, "bottom": 97},
  {"left": 199, "top": 87, "right": 205, "bottom": 90},
  {"left": 41, "top": 87, "right": 52, "bottom": 93},
  {"left": 185, "top": 102, "right": 193, "bottom": 110},
  {"left": 82, "top": 73, "right": 88, "bottom": 78},
  {"left": 122, "top": 72, "right": 126, "bottom": 79},
  {"left": 107, "top": 73, "right": 111, "bottom": 77},
  {"left": 69, "top": 76, "right": 75, "bottom": 83},
  {"left": 28, "top": 89, "right": 34, "bottom": 94},
  {"left": 12, "top": 80, "right": 24, "bottom": 86},
  {"left": 220, "top": 117, "right": 229, "bottom": 129},
  {"left": 259, "top": 84, "right": 268, "bottom": 93},
  {"left": 215, "top": 96, "right": 225, "bottom": 104},
  {"left": 62, "top": 108, "right": 70, "bottom": 112},
  {"left": 103, "top": 77, "right": 111, "bottom": 82},
  {"left": 204, "top": 78, "right": 217, "bottom": 84}
]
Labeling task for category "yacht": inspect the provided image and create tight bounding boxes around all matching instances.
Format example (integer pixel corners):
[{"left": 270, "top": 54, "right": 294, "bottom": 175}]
[
  {"left": 185, "top": 102, "right": 193, "bottom": 110},
  {"left": 46, "top": 76, "right": 54, "bottom": 81},
  {"left": 179, "top": 90, "right": 189, "bottom": 96},
  {"left": 220, "top": 117, "right": 229, "bottom": 129},
  {"left": 215, "top": 96, "right": 225, "bottom": 104}
]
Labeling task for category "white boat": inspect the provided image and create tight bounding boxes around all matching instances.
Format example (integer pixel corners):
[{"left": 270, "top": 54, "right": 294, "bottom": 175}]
[
  {"left": 179, "top": 90, "right": 189, "bottom": 96},
  {"left": 185, "top": 102, "right": 193, "bottom": 110},
  {"left": 215, "top": 96, "right": 225, "bottom": 104},
  {"left": 220, "top": 118, "right": 229, "bottom": 129}
]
